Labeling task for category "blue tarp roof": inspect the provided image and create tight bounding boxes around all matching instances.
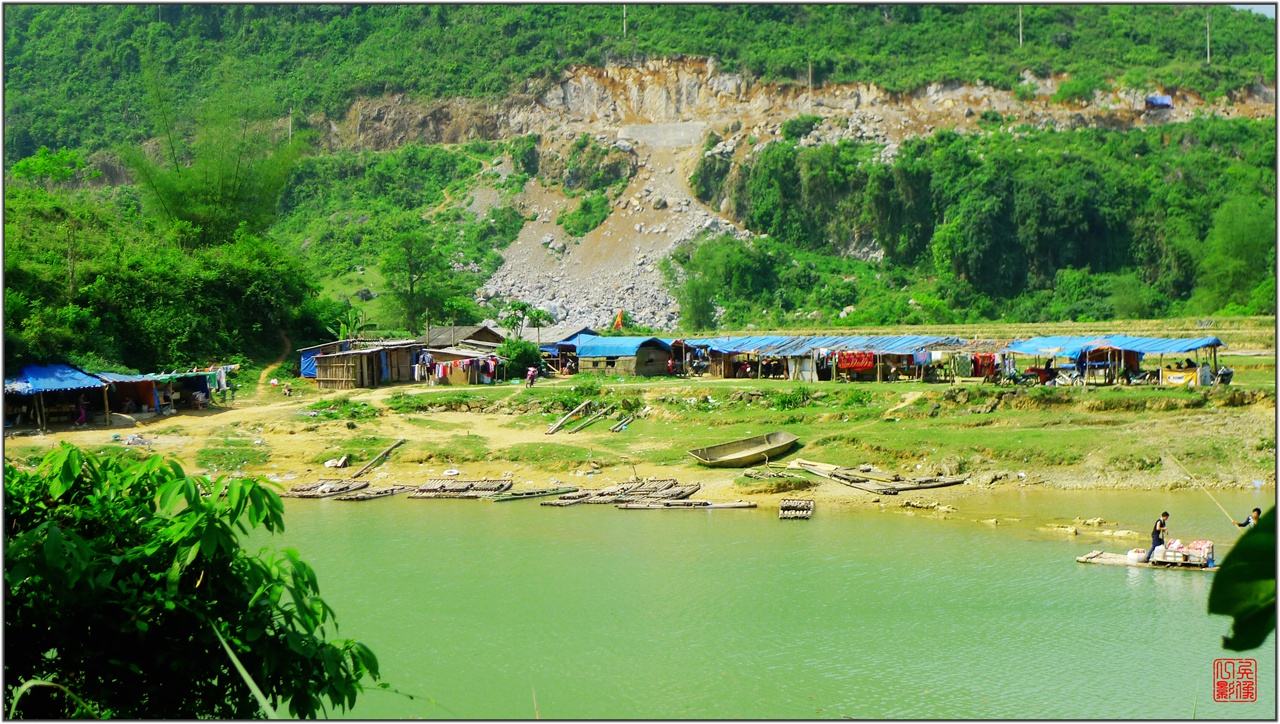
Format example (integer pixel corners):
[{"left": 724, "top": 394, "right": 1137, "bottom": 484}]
[
  {"left": 1146, "top": 95, "right": 1174, "bottom": 108},
  {"left": 4, "top": 364, "right": 106, "bottom": 395},
  {"left": 575, "top": 335, "right": 671, "bottom": 357},
  {"left": 1005, "top": 335, "right": 1223, "bottom": 358}
]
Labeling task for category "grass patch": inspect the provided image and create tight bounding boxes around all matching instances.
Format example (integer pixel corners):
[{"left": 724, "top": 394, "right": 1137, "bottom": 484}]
[
  {"left": 309, "top": 435, "right": 394, "bottom": 466},
  {"left": 306, "top": 397, "right": 381, "bottom": 420},
  {"left": 197, "top": 436, "right": 270, "bottom": 473},
  {"left": 497, "top": 442, "right": 620, "bottom": 468},
  {"left": 404, "top": 434, "right": 491, "bottom": 464}
]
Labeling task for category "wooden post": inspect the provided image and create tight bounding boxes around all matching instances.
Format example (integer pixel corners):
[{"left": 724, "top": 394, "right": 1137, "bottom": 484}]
[
  {"left": 876, "top": 354, "right": 883, "bottom": 383},
  {"left": 102, "top": 387, "right": 111, "bottom": 426}
]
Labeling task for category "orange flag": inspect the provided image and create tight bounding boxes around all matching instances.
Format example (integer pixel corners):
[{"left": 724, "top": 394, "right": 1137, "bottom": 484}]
[{"left": 613, "top": 309, "right": 625, "bottom": 331}]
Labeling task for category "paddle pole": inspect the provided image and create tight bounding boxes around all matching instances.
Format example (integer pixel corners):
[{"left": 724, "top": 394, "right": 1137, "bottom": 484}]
[{"left": 1167, "top": 453, "right": 1237, "bottom": 528}]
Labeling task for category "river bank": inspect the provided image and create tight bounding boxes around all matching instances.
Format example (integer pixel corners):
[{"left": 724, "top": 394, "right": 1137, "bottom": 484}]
[{"left": 7, "top": 372, "right": 1274, "bottom": 535}]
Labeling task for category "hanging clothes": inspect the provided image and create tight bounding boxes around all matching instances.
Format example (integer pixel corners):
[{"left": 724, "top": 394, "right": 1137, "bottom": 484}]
[
  {"left": 955, "top": 354, "right": 974, "bottom": 377},
  {"left": 837, "top": 351, "right": 875, "bottom": 371},
  {"left": 973, "top": 353, "right": 996, "bottom": 378}
]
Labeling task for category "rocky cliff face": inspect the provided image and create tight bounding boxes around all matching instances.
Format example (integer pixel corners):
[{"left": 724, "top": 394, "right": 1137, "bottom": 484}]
[{"left": 304, "top": 58, "right": 1274, "bottom": 330}]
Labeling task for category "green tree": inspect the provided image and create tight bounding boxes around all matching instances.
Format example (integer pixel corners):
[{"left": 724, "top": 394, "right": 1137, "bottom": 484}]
[
  {"left": 1188, "top": 195, "right": 1277, "bottom": 314},
  {"left": 4, "top": 444, "right": 380, "bottom": 718},
  {"left": 120, "top": 59, "right": 306, "bottom": 247},
  {"left": 1209, "top": 506, "right": 1276, "bottom": 651},
  {"left": 10, "top": 147, "right": 96, "bottom": 188}
]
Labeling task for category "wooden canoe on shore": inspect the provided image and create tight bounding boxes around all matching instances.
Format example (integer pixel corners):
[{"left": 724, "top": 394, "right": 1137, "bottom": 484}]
[
  {"left": 1076, "top": 550, "right": 1216, "bottom": 572},
  {"left": 334, "top": 485, "right": 414, "bottom": 501},
  {"left": 616, "top": 499, "right": 757, "bottom": 510},
  {"left": 688, "top": 432, "right": 799, "bottom": 468},
  {"left": 408, "top": 479, "right": 513, "bottom": 499},
  {"left": 489, "top": 486, "right": 579, "bottom": 502}
]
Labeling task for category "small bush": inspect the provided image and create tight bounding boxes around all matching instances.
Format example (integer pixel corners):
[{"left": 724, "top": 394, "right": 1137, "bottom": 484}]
[
  {"left": 770, "top": 385, "right": 815, "bottom": 410},
  {"left": 497, "top": 338, "right": 542, "bottom": 378},
  {"left": 1052, "top": 74, "right": 1105, "bottom": 103},
  {"left": 1014, "top": 82, "right": 1037, "bottom": 102},
  {"left": 557, "top": 191, "right": 610, "bottom": 236},
  {"left": 305, "top": 397, "right": 381, "bottom": 420},
  {"left": 781, "top": 114, "right": 822, "bottom": 141}
]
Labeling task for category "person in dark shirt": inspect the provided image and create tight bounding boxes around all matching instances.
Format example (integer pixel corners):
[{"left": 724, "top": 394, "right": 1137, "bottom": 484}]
[
  {"left": 1237, "top": 508, "right": 1262, "bottom": 528},
  {"left": 1145, "top": 511, "right": 1170, "bottom": 562}
]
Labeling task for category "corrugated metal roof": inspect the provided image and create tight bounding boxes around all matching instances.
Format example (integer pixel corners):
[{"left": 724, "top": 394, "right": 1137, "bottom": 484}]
[
  {"left": 510, "top": 324, "right": 598, "bottom": 345},
  {"left": 96, "top": 372, "right": 153, "bottom": 383}
]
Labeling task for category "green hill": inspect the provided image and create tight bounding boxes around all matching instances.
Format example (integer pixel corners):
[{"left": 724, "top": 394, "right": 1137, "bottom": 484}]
[{"left": 4, "top": 4, "right": 1275, "bottom": 162}]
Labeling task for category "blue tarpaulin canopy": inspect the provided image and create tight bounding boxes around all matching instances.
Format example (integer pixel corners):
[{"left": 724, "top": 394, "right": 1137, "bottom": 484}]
[
  {"left": 575, "top": 335, "right": 672, "bottom": 357},
  {"left": 1005, "top": 335, "right": 1223, "bottom": 358},
  {"left": 1145, "top": 95, "right": 1174, "bottom": 109},
  {"left": 4, "top": 364, "right": 107, "bottom": 395}
]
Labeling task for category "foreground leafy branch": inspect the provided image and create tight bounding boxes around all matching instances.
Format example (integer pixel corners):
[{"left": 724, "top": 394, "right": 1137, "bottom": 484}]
[
  {"left": 1208, "top": 506, "right": 1276, "bottom": 651},
  {"left": 4, "top": 444, "right": 380, "bottom": 718}
]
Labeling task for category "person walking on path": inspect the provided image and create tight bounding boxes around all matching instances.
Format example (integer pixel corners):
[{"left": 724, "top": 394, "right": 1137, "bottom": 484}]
[
  {"left": 525, "top": 366, "right": 538, "bottom": 388},
  {"left": 1237, "top": 507, "right": 1262, "bottom": 528},
  {"left": 1145, "top": 511, "right": 1170, "bottom": 562}
]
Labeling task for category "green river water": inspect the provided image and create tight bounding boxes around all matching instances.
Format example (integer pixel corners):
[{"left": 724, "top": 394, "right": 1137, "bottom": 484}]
[{"left": 269, "top": 488, "right": 1275, "bottom": 719}]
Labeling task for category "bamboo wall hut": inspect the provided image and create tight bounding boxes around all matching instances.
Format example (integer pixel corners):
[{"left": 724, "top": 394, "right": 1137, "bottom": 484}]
[
  {"left": 313, "top": 349, "right": 382, "bottom": 390},
  {"left": 3, "top": 364, "right": 109, "bottom": 430},
  {"left": 423, "top": 347, "right": 493, "bottom": 385}
]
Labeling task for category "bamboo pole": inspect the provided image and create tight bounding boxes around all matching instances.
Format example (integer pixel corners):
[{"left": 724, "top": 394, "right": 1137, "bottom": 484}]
[
  {"left": 547, "top": 400, "right": 591, "bottom": 434},
  {"left": 1167, "top": 453, "right": 1237, "bottom": 529},
  {"left": 351, "top": 438, "right": 405, "bottom": 478},
  {"left": 102, "top": 387, "right": 111, "bottom": 426}
]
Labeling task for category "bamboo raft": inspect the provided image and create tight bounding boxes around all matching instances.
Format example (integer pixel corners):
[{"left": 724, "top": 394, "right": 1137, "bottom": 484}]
[
  {"left": 407, "top": 479, "right": 513, "bottom": 499},
  {"left": 489, "top": 486, "right": 579, "bottom": 502},
  {"left": 779, "top": 499, "right": 814, "bottom": 520},
  {"left": 334, "top": 485, "right": 414, "bottom": 501},
  {"left": 286, "top": 479, "right": 370, "bottom": 499},
  {"left": 1076, "top": 550, "right": 1216, "bottom": 572},
  {"left": 646, "top": 483, "right": 701, "bottom": 500},
  {"left": 540, "top": 490, "right": 592, "bottom": 507},
  {"left": 788, "top": 459, "right": 967, "bottom": 495},
  {"left": 616, "top": 499, "right": 757, "bottom": 510}
]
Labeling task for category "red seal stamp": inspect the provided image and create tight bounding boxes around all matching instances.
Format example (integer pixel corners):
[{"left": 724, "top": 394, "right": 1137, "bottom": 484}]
[{"left": 1213, "top": 658, "right": 1257, "bottom": 702}]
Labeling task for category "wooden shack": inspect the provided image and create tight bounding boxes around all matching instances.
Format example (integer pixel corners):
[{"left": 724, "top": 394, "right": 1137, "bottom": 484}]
[
  {"left": 425, "top": 347, "right": 492, "bottom": 385},
  {"left": 313, "top": 349, "right": 381, "bottom": 390}
]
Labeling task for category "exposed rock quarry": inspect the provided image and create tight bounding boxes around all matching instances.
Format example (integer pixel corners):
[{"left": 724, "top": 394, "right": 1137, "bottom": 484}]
[{"left": 305, "top": 58, "right": 1274, "bottom": 328}]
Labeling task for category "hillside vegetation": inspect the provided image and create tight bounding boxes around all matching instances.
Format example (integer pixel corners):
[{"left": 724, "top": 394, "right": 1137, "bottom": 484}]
[
  {"left": 672, "top": 117, "right": 1276, "bottom": 329},
  {"left": 5, "top": 4, "right": 1275, "bottom": 163}
]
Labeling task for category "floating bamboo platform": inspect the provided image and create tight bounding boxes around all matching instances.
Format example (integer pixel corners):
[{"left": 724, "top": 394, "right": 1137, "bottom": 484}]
[
  {"left": 540, "top": 490, "right": 592, "bottom": 507},
  {"left": 287, "top": 479, "right": 369, "bottom": 499},
  {"left": 1076, "top": 550, "right": 1216, "bottom": 572},
  {"left": 334, "top": 485, "right": 414, "bottom": 501},
  {"left": 489, "top": 486, "right": 579, "bottom": 502},
  {"left": 407, "top": 479, "right": 513, "bottom": 499},
  {"left": 616, "top": 499, "right": 757, "bottom": 510},
  {"left": 779, "top": 499, "right": 814, "bottom": 520}
]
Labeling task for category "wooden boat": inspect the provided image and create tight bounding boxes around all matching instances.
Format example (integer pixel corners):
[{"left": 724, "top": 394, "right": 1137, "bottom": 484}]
[
  {"left": 1076, "top": 550, "right": 1216, "bottom": 572},
  {"left": 334, "top": 485, "right": 414, "bottom": 501},
  {"left": 616, "top": 499, "right": 757, "bottom": 510},
  {"left": 688, "top": 432, "right": 799, "bottom": 468},
  {"left": 787, "top": 459, "right": 896, "bottom": 494},
  {"left": 489, "top": 486, "right": 579, "bottom": 502},
  {"left": 290, "top": 480, "right": 369, "bottom": 499}
]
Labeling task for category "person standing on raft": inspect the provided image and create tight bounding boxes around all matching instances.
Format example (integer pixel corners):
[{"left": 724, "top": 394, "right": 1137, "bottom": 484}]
[
  {"left": 1237, "top": 508, "right": 1262, "bottom": 528},
  {"left": 1145, "top": 511, "right": 1170, "bottom": 562}
]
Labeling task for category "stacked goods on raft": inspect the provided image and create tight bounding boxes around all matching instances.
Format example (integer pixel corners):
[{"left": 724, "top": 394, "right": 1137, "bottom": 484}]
[
  {"left": 688, "top": 432, "right": 799, "bottom": 468},
  {"left": 1077, "top": 539, "right": 1216, "bottom": 571}
]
